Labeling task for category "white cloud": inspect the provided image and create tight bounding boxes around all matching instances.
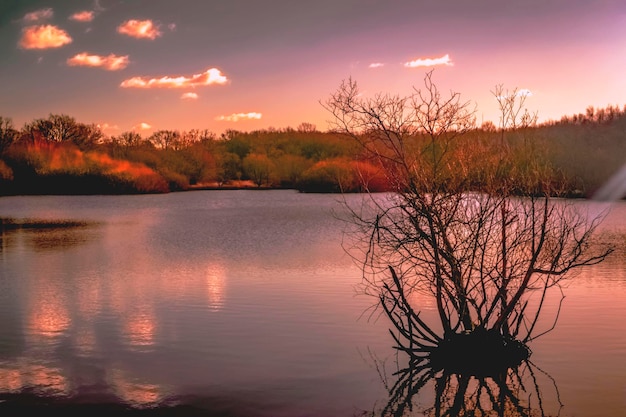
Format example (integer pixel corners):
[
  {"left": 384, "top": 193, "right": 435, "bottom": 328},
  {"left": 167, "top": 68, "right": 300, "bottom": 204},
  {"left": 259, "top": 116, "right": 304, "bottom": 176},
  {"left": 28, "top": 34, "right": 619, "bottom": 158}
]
[
  {"left": 404, "top": 54, "right": 453, "bottom": 68},
  {"left": 120, "top": 68, "right": 228, "bottom": 89},
  {"left": 24, "top": 8, "right": 53, "bottom": 22},
  {"left": 69, "top": 11, "right": 95, "bottom": 22},
  {"left": 19, "top": 25, "right": 72, "bottom": 49},
  {"left": 133, "top": 122, "right": 152, "bottom": 131},
  {"left": 181, "top": 92, "right": 198, "bottom": 100},
  {"left": 97, "top": 123, "right": 120, "bottom": 132},
  {"left": 215, "top": 112, "right": 262, "bottom": 122},
  {"left": 117, "top": 19, "right": 162, "bottom": 40},
  {"left": 369, "top": 63, "right": 385, "bottom": 68},
  {"left": 67, "top": 52, "right": 129, "bottom": 71},
  {"left": 495, "top": 89, "right": 534, "bottom": 100}
]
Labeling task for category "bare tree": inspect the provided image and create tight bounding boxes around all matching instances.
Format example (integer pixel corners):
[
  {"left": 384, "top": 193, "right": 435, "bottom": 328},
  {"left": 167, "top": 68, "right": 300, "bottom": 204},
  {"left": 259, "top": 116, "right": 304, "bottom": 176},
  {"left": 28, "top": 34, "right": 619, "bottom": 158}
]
[
  {"left": 297, "top": 122, "right": 318, "bottom": 133},
  {"left": 0, "top": 116, "right": 18, "bottom": 153},
  {"left": 492, "top": 85, "right": 538, "bottom": 132},
  {"left": 73, "top": 123, "right": 104, "bottom": 150},
  {"left": 148, "top": 129, "right": 182, "bottom": 150},
  {"left": 21, "top": 114, "right": 103, "bottom": 149},
  {"left": 114, "top": 131, "right": 144, "bottom": 147},
  {"left": 325, "top": 71, "right": 612, "bottom": 369},
  {"left": 24, "top": 114, "right": 81, "bottom": 143},
  {"left": 183, "top": 129, "right": 216, "bottom": 147}
]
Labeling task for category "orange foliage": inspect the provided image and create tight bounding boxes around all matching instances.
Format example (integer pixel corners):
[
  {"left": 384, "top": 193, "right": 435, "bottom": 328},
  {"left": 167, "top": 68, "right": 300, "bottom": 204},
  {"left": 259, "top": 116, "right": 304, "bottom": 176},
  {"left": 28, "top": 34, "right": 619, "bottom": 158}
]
[
  {"left": 11, "top": 139, "right": 169, "bottom": 193},
  {"left": 86, "top": 152, "right": 157, "bottom": 177},
  {"left": 300, "top": 158, "right": 392, "bottom": 192},
  {"left": 0, "top": 159, "right": 13, "bottom": 180},
  {"left": 351, "top": 160, "right": 392, "bottom": 192}
]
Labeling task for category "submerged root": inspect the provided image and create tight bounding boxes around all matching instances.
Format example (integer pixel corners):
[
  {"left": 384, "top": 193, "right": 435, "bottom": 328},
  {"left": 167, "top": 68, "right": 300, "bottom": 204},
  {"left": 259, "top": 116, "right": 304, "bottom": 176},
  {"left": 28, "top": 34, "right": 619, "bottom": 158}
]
[{"left": 428, "top": 328, "right": 531, "bottom": 377}]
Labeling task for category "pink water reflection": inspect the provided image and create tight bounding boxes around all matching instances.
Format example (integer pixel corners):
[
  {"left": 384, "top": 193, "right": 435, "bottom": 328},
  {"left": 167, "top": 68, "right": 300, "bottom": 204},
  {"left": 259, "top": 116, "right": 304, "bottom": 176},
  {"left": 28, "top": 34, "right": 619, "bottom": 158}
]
[{"left": 0, "top": 192, "right": 623, "bottom": 416}]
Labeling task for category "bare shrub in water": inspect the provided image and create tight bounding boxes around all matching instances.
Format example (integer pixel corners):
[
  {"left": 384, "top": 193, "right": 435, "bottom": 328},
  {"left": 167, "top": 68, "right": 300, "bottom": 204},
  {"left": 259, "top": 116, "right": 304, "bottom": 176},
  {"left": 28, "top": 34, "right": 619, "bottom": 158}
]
[{"left": 325, "top": 71, "right": 612, "bottom": 372}]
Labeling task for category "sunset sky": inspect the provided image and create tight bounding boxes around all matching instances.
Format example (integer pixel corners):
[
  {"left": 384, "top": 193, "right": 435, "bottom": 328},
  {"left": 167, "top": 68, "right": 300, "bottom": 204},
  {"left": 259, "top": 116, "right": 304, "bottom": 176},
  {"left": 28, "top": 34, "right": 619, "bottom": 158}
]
[{"left": 1, "top": 0, "right": 625, "bottom": 135}]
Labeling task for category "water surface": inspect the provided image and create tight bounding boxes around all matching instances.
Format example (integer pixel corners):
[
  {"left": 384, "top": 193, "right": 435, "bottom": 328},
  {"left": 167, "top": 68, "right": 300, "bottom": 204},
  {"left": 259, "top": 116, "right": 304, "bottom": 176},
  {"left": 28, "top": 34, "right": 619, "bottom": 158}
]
[{"left": 0, "top": 191, "right": 624, "bottom": 416}]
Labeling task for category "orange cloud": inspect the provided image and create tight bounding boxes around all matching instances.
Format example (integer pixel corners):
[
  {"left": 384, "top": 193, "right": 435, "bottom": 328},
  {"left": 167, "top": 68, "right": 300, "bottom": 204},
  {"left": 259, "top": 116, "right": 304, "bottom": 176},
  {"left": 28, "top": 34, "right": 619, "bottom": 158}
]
[
  {"left": 69, "top": 11, "right": 95, "bottom": 22},
  {"left": 19, "top": 25, "right": 72, "bottom": 49},
  {"left": 24, "top": 8, "right": 53, "bottom": 22},
  {"left": 369, "top": 63, "right": 385, "bottom": 68},
  {"left": 215, "top": 112, "right": 262, "bottom": 122},
  {"left": 181, "top": 92, "right": 198, "bottom": 100},
  {"left": 117, "top": 19, "right": 161, "bottom": 40},
  {"left": 120, "top": 68, "right": 228, "bottom": 89},
  {"left": 67, "top": 52, "right": 129, "bottom": 70},
  {"left": 404, "top": 54, "right": 453, "bottom": 68}
]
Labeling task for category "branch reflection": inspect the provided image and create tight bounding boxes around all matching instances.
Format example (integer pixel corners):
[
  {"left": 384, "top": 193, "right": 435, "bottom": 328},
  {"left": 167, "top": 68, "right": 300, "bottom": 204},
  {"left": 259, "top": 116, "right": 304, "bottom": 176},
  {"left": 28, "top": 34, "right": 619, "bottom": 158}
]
[{"left": 370, "top": 355, "right": 562, "bottom": 417}]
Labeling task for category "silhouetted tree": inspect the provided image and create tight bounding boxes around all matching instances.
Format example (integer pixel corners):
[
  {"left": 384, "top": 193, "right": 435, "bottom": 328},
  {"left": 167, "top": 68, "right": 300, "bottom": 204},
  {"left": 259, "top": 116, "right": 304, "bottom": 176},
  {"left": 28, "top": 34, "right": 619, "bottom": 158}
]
[{"left": 326, "top": 71, "right": 613, "bottom": 370}]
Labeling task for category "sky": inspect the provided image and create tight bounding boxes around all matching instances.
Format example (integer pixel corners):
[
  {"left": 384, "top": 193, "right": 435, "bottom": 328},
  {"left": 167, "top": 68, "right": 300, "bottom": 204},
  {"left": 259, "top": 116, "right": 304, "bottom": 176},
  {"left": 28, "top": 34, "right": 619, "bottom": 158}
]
[{"left": 0, "top": 0, "right": 625, "bottom": 136}]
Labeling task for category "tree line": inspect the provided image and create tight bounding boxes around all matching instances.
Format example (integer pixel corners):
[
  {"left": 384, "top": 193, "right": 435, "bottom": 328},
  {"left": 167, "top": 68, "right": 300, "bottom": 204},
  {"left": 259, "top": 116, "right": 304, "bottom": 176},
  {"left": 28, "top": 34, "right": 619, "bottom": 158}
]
[{"left": 0, "top": 103, "right": 625, "bottom": 196}]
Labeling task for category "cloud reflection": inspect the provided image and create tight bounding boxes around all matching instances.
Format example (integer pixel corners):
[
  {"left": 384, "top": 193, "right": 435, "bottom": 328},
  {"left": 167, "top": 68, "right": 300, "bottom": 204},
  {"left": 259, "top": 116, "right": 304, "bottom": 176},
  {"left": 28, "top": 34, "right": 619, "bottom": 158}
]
[
  {"left": 206, "top": 263, "right": 226, "bottom": 311},
  {"left": 109, "top": 368, "right": 164, "bottom": 407},
  {"left": 124, "top": 309, "right": 156, "bottom": 350},
  {"left": 28, "top": 294, "right": 71, "bottom": 338},
  {"left": 0, "top": 361, "right": 69, "bottom": 396}
]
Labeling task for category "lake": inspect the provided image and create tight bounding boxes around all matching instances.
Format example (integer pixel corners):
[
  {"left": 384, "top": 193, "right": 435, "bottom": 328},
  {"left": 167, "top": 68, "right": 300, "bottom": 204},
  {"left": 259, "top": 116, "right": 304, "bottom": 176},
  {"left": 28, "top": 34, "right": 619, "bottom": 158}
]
[{"left": 0, "top": 190, "right": 624, "bottom": 416}]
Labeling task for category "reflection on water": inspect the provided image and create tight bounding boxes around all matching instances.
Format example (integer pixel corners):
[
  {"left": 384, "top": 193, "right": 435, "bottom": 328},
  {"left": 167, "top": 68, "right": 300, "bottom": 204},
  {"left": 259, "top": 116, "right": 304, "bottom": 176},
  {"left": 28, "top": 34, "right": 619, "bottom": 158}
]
[
  {"left": 0, "top": 359, "right": 166, "bottom": 409},
  {"left": 370, "top": 356, "right": 561, "bottom": 417},
  {"left": 0, "top": 218, "right": 99, "bottom": 252},
  {"left": 124, "top": 309, "right": 157, "bottom": 351},
  {"left": 0, "top": 192, "right": 624, "bottom": 415},
  {"left": 206, "top": 263, "right": 226, "bottom": 312},
  {"left": 0, "top": 192, "right": 389, "bottom": 415},
  {"left": 0, "top": 360, "right": 69, "bottom": 397},
  {"left": 74, "top": 327, "right": 97, "bottom": 357},
  {"left": 108, "top": 368, "right": 165, "bottom": 408},
  {"left": 28, "top": 296, "right": 71, "bottom": 338}
]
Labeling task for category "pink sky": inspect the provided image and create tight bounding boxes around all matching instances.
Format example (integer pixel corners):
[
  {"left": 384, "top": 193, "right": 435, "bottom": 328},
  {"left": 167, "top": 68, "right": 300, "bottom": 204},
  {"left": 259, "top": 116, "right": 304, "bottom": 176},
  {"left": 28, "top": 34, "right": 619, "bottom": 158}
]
[{"left": 1, "top": 0, "right": 625, "bottom": 135}]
